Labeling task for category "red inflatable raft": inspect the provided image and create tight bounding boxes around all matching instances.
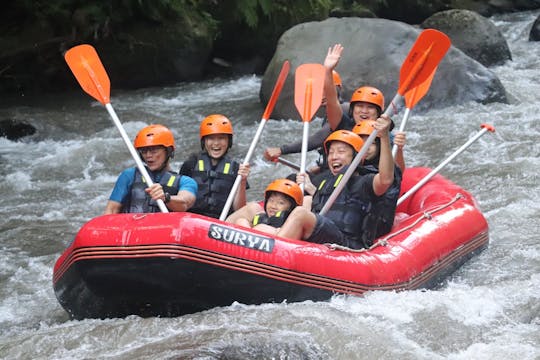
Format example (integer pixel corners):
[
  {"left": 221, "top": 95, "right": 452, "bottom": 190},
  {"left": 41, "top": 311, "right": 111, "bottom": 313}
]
[{"left": 53, "top": 167, "right": 489, "bottom": 319}]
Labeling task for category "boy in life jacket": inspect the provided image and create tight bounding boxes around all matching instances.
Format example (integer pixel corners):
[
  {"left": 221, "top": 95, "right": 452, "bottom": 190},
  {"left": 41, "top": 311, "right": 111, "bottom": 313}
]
[
  {"left": 105, "top": 124, "right": 197, "bottom": 214},
  {"left": 323, "top": 44, "right": 407, "bottom": 171},
  {"left": 179, "top": 114, "right": 250, "bottom": 218},
  {"left": 353, "top": 120, "right": 402, "bottom": 248},
  {"left": 276, "top": 117, "right": 395, "bottom": 249},
  {"left": 231, "top": 178, "right": 304, "bottom": 235}
]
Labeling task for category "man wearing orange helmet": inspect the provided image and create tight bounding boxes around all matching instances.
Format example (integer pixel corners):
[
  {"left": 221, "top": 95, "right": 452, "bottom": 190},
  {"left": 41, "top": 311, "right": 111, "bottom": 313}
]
[
  {"left": 179, "top": 114, "right": 250, "bottom": 218},
  {"left": 352, "top": 120, "right": 402, "bottom": 246},
  {"left": 323, "top": 44, "right": 406, "bottom": 171},
  {"left": 276, "top": 120, "right": 394, "bottom": 249},
  {"left": 227, "top": 178, "right": 305, "bottom": 234},
  {"left": 104, "top": 124, "right": 197, "bottom": 214}
]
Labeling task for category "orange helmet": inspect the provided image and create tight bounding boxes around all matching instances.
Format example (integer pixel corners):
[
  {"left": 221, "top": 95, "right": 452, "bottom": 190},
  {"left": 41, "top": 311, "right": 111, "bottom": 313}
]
[
  {"left": 199, "top": 114, "right": 233, "bottom": 138},
  {"left": 324, "top": 130, "right": 364, "bottom": 154},
  {"left": 265, "top": 178, "right": 303, "bottom": 207},
  {"left": 352, "top": 120, "right": 376, "bottom": 136},
  {"left": 199, "top": 114, "right": 234, "bottom": 150},
  {"left": 332, "top": 70, "right": 342, "bottom": 87},
  {"left": 350, "top": 86, "right": 385, "bottom": 112},
  {"left": 134, "top": 124, "right": 175, "bottom": 150}
]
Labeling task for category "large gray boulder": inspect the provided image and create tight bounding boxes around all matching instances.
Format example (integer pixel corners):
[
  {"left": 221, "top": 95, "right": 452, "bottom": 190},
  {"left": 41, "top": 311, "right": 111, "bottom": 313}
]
[
  {"left": 422, "top": 9, "right": 512, "bottom": 67},
  {"left": 261, "top": 17, "right": 507, "bottom": 120},
  {"left": 530, "top": 14, "right": 540, "bottom": 41}
]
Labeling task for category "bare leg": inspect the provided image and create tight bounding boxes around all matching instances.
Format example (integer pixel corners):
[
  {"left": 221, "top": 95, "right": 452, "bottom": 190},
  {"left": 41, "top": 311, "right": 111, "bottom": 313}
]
[
  {"left": 276, "top": 207, "right": 317, "bottom": 240},
  {"left": 235, "top": 218, "right": 252, "bottom": 228},
  {"left": 252, "top": 223, "right": 279, "bottom": 235},
  {"left": 225, "top": 201, "right": 263, "bottom": 224}
]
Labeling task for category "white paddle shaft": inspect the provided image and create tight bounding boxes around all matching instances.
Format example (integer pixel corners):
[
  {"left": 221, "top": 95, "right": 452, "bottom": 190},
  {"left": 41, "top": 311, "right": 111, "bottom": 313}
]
[
  {"left": 397, "top": 126, "right": 492, "bottom": 206},
  {"left": 219, "top": 118, "right": 267, "bottom": 220}
]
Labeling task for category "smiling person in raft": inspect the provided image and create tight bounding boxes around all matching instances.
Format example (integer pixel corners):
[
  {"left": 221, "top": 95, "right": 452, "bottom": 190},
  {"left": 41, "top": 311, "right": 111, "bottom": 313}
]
[
  {"left": 276, "top": 121, "right": 395, "bottom": 249},
  {"left": 179, "top": 114, "right": 250, "bottom": 219},
  {"left": 104, "top": 124, "right": 197, "bottom": 214},
  {"left": 323, "top": 43, "right": 407, "bottom": 171},
  {"left": 226, "top": 178, "right": 309, "bottom": 234}
]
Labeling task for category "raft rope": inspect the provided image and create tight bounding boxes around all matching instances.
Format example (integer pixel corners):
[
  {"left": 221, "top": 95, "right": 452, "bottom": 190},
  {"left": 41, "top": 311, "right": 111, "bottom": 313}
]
[{"left": 324, "top": 193, "right": 464, "bottom": 252}]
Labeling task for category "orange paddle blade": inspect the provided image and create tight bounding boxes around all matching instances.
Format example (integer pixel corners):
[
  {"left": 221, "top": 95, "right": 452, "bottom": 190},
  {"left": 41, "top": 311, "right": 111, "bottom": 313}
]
[
  {"left": 404, "top": 65, "right": 437, "bottom": 109},
  {"left": 294, "top": 63, "right": 325, "bottom": 122},
  {"left": 262, "top": 60, "right": 290, "bottom": 120},
  {"left": 64, "top": 44, "right": 111, "bottom": 105},
  {"left": 398, "top": 29, "right": 450, "bottom": 96}
]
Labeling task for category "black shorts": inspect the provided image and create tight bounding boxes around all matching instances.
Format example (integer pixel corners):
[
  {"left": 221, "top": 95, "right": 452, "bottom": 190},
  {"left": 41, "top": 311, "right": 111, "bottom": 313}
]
[
  {"left": 307, "top": 214, "right": 364, "bottom": 249},
  {"left": 306, "top": 214, "right": 344, "bottom": 245}
]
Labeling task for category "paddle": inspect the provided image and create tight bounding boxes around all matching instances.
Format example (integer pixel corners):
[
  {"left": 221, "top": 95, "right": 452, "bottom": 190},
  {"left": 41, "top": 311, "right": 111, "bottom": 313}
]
[
  {"left": 319, "top": 29, "right": 451, "bottom": 216},
  {"left": 275, "top": 157, "right": 301, "bottom": 171},
  {"left": 397, "top": 123, "right": 495, "bottom": 206},
  {"left": 218, "top": 60, "right": 290, "bottom": 220},
  {"left": 391, "top": 66, "right": 437, "bottom": 158},
  {"left": 64, "top": 44, "right": 169, "bottom": 213},
  {"left": 294, "top": 63, "right": 326, "bottom": 192}
]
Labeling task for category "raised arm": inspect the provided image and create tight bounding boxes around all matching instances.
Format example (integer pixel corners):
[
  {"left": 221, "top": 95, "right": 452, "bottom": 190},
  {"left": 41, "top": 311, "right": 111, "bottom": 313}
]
[
  {"left": 323, "top": 44, "right": 344, "bottom": 130},
  {"left": 373, "top": 115, "right": 395, "bottom": 196},
  {"left": 233, "top": 163, "right": 250, "bottom": 210}
]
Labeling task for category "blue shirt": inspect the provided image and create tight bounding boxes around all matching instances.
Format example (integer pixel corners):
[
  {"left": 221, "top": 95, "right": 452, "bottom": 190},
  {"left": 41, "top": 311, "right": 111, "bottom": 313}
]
[{"left": 109, "top": 167, "right": 198, "bottom": 203}]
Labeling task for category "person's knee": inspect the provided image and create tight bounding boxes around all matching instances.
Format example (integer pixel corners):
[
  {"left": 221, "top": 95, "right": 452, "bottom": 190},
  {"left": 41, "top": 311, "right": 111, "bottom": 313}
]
[{"left": 288, "top": 206, "right": 310, "bottom": 221}]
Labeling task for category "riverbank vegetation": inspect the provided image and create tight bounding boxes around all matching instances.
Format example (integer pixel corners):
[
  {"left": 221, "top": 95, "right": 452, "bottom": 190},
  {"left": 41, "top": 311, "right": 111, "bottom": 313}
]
[{"left": 1, "top": 1, "right": 537, "bottom": 96}]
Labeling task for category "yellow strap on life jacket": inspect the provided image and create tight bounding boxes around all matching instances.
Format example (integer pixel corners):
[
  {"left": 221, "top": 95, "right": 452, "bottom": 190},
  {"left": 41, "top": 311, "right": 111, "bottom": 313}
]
[
  {"left": 197, "top": 159, "right": 205, "bottom": 171},
  {"left": 334, "top": 174, "right": 343, "bottom": 187},
  {"left": 318, "top": 179, "right": 326, "bottom": 191},
  {"left": 223, "top": 162, "right": 231, "bottom": 174},
  {"left": 253, "top": 214, "right": 261, "bottom": 225},
  {"left": 167, "top": 175, "right": 176, "bottom": 187}
]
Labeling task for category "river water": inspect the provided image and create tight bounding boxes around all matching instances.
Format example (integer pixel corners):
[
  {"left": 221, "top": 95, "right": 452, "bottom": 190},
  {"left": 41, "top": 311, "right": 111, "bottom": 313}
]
[{"left": 0, "top": 11, "right": 539, "bottom": 360}]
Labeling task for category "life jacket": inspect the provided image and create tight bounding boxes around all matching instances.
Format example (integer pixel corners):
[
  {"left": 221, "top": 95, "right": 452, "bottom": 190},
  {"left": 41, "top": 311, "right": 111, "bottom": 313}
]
[
  {"left": 311, "top": 169, "right": 371, "bottom": 247},
  {"left": 358, "top": 164, "right": 403, "bottom": 247},
  {"left": 189, "top": 153, "right": 239, "bottom": 218},
  {"left": 123, "top": 168, "right": 180, "bottom": 213},
  {"left": 252, "top": 210, "right": 291, "bottom": 228}
]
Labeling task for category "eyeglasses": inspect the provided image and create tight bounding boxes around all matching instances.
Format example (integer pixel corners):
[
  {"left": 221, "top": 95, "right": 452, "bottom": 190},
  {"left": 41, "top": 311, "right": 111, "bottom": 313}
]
[{"left": 138, "top": 146, "right": 164, "bottom": 155}]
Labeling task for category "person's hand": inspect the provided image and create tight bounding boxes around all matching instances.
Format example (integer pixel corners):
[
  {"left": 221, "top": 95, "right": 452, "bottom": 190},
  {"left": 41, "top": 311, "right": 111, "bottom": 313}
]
[
  {"left": 323, "top": 44, "right": 343, "bottom": 70},
  {"left": 238, "top": 163, "right": 250, "bottom": 180},
  {"left": 264, "top": 147, "right": 282, "bottom": 161},
  {"left": 394, "top": 132, "right": 406, "bottom": 149},
  {"left": 145, "top": 183, "right": 166, "bottom": 202},
  {"left": 374, "top": 114, "right": 392, "bottom": 137},
  {"left": 297, "top": 172, "right": 316, "bottom": 196}
]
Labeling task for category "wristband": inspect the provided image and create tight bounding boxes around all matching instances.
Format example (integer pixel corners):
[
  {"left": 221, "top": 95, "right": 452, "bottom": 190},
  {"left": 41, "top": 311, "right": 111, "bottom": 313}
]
[{"left": 164, "top": 192, "right": 171, "bottom": 203}]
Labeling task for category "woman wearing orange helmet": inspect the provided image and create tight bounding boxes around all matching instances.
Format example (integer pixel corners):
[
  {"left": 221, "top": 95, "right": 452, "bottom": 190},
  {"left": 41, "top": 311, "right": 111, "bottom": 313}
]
[
  {"left": 228, "top": 178, "right": 305, "bottom": 235},
  {"left": 323, "top": 44, "right": 406, "bottom": 171},
  {"left": 104, "top": 124, "right": 197, "bottom": 214},
  {"left": 276, "top": 120, "right": 395, "bottom": 249},
  {"left": 179, "top": 114, "right": 250, "bottom": 218}
]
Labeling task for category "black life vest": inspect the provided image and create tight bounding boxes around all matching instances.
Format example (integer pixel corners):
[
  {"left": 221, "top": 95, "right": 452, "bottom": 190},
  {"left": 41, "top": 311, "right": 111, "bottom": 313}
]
[
  {"left": 189, "top": 153, "right": 239, "bottom": 218},
  {"left": 311, "top": 169, "right": 371, "bottom": 247},
  {"left": 358, "top": 164, "right": 403, "bottom": 247},
  {"left": 252, "top": 210, "right": 291, "bottom": 228},
  {"left": 124, "top": 168, "right": 180, "bottom": 213}
]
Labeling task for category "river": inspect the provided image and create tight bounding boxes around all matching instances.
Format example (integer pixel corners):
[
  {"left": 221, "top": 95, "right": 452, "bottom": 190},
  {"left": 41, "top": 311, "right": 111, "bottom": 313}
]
[{"left": 0, "top": 10, "right": 538, "bottom": 360}]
